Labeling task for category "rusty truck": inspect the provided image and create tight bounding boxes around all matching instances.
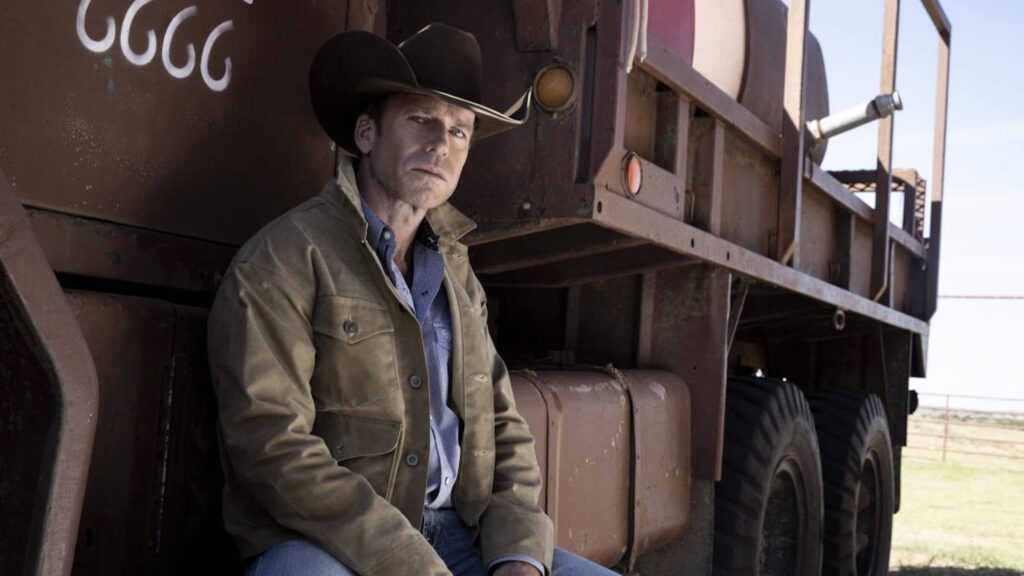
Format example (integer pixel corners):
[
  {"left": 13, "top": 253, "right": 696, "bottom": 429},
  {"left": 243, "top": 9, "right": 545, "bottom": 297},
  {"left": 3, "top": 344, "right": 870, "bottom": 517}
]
[{"left": 0, "top": 0, "right": 952, "bottom": 574}]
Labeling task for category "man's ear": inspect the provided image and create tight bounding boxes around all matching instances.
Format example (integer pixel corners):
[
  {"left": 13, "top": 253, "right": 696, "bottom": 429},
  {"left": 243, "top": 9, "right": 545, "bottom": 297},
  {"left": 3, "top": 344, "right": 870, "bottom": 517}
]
[{"left": 354, "top": 114, "right": 377, "bottom": 156}]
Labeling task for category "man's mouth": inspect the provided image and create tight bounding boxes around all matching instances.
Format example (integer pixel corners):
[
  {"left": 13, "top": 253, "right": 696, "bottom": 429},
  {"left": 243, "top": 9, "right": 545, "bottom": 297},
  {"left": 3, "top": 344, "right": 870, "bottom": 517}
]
[{"left": 411, "top": 167, "right": 447, "bottom": 181}]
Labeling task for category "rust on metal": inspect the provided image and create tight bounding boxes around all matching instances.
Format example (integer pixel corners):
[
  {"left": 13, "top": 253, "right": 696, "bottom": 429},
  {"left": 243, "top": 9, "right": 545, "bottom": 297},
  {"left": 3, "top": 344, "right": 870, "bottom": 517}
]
[
  {"left": 637, "top": 266, "right": 731, "bottom": 480},
  {"left": 871, "top": 0, "right": 901, "bottom": 304},
  {"left": 27, "top": 208, "right": 235, "bottom": 294},
  {"left": 777, "top": 0, "right": 810, "bottom": 266},
  {"left": 620, "top": 370, "right": 692, "bottom": 565},
  {"left": 926, "top": 27, "right": 952, "bottom": 319},
  {"left": 0, "top": 0, "right": 352, "bottom": 245},
  {"left": 0, "top": 170, "right": 99, "bottom": 576}
]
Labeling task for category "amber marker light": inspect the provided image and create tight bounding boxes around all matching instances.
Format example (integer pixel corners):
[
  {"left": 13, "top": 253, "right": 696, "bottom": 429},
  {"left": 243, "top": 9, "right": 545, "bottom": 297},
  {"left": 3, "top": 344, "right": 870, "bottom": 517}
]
[
  {"left": 534, "top": 64, "right": 576, "bottom": 112},
  {"left": 622, "top": 153, "right": 643, "bottom": 196}
]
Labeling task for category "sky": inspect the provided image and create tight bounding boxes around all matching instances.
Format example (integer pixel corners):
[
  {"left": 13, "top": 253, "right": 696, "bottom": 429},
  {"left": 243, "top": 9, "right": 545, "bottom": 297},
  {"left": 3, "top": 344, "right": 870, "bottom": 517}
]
[{"left": 809, "top": 1, "right": 1024, "bottom": 411}]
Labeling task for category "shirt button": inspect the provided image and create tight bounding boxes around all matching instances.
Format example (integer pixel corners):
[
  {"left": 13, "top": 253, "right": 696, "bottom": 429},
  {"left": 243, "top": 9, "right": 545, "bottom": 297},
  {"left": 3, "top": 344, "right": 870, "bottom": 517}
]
[
  {"left": 342, "top": 320, "right": 358, "bottom": 335},
  {"left": 444, "top": 476, "right": 452, "bottom": 486},
  {"left": 405, "top": 452, "right": 420, "bottom": 467},
  {"left": 409, "top": 374, "right": 423, "bottom": 389},
  {"left": 383, "top": 230, "right": 393, "bottom": 241}
]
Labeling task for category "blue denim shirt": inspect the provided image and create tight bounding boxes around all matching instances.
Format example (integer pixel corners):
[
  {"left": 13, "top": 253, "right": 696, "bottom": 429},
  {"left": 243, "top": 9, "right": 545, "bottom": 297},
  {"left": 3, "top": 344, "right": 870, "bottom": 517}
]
[
  {"left": 361, "top": 198, "right": 544, "bottom": 574},
  {"left": 361, "top": 197, "right": 461, "bottom": 509}
]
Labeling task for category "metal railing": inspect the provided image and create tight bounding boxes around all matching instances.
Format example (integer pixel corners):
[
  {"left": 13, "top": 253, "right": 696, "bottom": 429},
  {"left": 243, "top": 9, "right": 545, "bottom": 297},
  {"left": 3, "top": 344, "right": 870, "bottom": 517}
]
[{"left": 905, "top": 393, "right": 1024, "bottom": 470}]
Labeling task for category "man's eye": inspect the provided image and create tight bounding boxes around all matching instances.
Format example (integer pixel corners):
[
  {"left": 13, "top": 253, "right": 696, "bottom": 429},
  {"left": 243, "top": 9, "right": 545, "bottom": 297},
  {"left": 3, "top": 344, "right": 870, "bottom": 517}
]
[
  {"left": 450, "top": 128, "right": 467, "bottom": 139},
  {"left": 410, "top": 116, "right": 427, "bottom": 124}
]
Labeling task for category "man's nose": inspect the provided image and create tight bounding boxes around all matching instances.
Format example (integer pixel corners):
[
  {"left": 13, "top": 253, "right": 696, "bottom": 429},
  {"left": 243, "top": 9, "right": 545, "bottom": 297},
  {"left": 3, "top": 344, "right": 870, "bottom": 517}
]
[{"left": 423, "top": 123, "right": 451, "bottom": 156}]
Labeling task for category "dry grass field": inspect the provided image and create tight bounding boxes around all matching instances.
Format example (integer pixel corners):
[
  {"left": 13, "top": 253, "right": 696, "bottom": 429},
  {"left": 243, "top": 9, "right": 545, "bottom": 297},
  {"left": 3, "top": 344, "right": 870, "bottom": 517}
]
[{"left": 890, "top": 410, "right": 1024, "bottom": 575}]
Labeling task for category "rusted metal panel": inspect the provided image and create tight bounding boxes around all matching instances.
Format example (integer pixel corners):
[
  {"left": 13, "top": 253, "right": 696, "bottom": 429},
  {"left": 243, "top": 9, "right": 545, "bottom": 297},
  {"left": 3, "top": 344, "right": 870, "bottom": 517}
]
[
  {"left": 645, "top": 265, "right": 730, "bottom": 480},
  {"left": 512, "top": 0, "right": 561, "bottom": 51},
  {"left": 523, "top": 370, "right": 633, "bottom": 567},
  {"left": 470, "top": 223, "right": 644, "bottom": 276},
  {"left": 0, "top": 170, "right": 98, "bottom": 576},
  {"left": 871, "top": 0, "right": 901, "bottom": 304},
  {"left": 892, "top": 246, "right": 913, "bottom": 315},
  {"left": 717, "top": 129, "right": 778, "bottom": 257},
  {"left": 67, "top": 291, "right": 175, "bottom": 576},
  {"left": 153, "top": 305, "right": 238, "bottom": 575},
  {"left": 0, "top": 0, "right": 353, "bottom": 245},
  {"left": 926, "top": 34, "right": 951, "bottom": 320},
  {"left": 624, "top": 70, "right": 659, "bottom": 165},
  {"left": 690, "top": 118, "right": 724, "bottom": 236},
  {"left": 27, "top": 208, "right": 234, "bottom": 294},
  {"left": 588, "top": 186, "right": 930, "bottom": 335},
  {"left": 800, "top": 186, "right": 837, "bottom": 284},
  {"left": 509, "top": 374, "right": 550, "bottom": 512},
  {"left": 851, "top": 219, "right": 875, "bottom": 299},
  {"left": 620, "top": 370, "right": 692, "bottom": 563},
  {"left": 639, "top": 38, "right": 778, "bottom": 158},
  {"left": 777, "top": 0, "right": 810, "bottom": 267},
  {"left": 833, "top": 210, "right": 855, "bottom": 290}
]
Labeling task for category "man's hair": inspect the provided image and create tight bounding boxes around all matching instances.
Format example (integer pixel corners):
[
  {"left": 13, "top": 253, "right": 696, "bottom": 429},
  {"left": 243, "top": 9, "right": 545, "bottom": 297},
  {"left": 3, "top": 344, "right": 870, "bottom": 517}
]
[{"left": 358, "top": 96, "right": 387, "bottom": 134}]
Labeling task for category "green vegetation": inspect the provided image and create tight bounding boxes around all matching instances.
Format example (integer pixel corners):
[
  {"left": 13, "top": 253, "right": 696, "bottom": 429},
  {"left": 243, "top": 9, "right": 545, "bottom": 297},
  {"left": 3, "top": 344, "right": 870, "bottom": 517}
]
[{"left": 890, "top": 427, "right": 1024, "bottom": 574}]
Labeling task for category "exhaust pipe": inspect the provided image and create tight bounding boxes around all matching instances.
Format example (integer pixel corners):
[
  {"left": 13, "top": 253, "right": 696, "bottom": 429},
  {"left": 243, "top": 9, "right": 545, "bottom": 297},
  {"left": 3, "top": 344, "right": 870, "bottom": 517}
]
[{"left": 806, "top": 91, "right": 903, "bottom": 150}]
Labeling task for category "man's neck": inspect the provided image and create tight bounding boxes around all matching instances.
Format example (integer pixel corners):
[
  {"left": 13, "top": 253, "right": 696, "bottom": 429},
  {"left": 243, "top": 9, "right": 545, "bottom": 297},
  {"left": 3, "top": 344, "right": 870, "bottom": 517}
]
[{"left": 357, "top": 166, "right": 426, "bottom": 277}]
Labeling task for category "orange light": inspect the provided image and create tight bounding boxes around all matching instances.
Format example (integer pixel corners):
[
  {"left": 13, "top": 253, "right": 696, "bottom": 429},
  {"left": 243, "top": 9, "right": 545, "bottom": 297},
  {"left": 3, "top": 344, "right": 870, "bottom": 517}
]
[
  {"left": 623, "top": 153, "right": 643, "bottom": 196},
  {"left": 534, "top": 65, "right": 576, "bottom": 112}
]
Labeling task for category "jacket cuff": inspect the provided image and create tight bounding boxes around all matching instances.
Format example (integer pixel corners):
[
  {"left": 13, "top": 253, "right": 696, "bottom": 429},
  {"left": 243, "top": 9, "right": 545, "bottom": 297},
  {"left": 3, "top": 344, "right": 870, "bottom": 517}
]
[{"left": 487, "top": 555, "right": 546, "bottom": 575}]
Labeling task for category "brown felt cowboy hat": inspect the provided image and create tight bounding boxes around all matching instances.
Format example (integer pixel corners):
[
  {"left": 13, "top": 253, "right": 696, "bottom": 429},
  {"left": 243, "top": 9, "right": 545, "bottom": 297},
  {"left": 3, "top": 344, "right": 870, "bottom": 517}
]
[{"left": 310, "top": 23, "right": 531, "bottom": 156}]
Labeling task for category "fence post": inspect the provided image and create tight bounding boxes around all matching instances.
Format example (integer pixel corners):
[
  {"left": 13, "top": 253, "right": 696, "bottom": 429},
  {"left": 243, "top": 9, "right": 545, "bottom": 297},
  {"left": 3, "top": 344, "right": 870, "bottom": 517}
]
[{"left": 942, "top": 394, "right": 950, "bottom": 463}]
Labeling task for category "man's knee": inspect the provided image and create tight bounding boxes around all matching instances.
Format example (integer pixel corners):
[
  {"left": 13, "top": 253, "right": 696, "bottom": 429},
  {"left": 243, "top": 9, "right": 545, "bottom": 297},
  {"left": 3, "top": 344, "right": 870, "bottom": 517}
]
[{"left": 245, "top": 540, "right": 356, "bottom": 576}]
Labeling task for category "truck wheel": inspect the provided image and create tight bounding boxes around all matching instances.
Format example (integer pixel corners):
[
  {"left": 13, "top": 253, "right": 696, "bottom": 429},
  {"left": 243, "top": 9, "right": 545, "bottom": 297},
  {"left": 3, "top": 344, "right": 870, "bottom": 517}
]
[
  {"left": 714, "top": 377, "right": 824, "bottom": 576},
  {"left": 809, "top": 389, "right": 894, "bottom": 576}
]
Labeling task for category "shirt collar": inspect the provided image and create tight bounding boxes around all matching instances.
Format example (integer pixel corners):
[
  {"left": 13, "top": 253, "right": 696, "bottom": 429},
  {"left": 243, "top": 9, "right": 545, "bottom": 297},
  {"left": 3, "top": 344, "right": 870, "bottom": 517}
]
[{"left": 359, "top": 194, "right": 441, "bottom": 253}]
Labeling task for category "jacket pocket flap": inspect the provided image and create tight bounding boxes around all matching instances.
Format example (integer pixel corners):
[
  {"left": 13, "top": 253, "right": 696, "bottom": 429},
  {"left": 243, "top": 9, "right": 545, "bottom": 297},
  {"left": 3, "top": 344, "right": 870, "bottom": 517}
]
[
  {"left": 312, "top": 413, "right": 403, "bottom": 462},
  {"left": 313, "top": 296, "right": 392, "bottom": 344}
]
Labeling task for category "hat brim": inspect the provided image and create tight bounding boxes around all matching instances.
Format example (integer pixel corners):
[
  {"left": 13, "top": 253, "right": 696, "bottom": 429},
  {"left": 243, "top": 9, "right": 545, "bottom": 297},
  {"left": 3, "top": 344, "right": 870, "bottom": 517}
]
[{"left": 310, "top": 31, "right": 530, "bottom": 156}]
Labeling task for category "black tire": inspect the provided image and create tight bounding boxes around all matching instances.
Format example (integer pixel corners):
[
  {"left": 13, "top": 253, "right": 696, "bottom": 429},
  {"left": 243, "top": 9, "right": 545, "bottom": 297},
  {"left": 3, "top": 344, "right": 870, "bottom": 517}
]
[
  {"left": 714, "top": 377, "right": 824, "bottom": 576},
  {"left": 809, "top": 389, "right": 895, "bottom": 576}
]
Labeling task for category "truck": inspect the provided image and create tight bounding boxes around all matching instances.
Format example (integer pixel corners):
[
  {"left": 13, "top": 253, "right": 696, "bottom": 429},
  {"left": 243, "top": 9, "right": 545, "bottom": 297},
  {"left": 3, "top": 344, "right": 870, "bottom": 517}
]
[{"left": 0, "top": 0, "right": 952, "bottom": 574}]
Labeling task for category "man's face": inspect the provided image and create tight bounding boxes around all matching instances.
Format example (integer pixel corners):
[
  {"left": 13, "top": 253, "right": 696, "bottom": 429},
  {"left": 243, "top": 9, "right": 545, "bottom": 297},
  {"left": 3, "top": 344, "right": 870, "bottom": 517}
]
[{"left": 356, "top": 93, "right": 476, "bottom": 211}]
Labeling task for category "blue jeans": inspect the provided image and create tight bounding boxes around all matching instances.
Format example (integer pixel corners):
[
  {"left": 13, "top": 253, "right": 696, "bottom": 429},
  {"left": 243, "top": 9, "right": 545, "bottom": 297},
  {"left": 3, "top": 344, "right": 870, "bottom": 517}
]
[{"left": 245, "top": 509, "right": 618, "bottom": 576}]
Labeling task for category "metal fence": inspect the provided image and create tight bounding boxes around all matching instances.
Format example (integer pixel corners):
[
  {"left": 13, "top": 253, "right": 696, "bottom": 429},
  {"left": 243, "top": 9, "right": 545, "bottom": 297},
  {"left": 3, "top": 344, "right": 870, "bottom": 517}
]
[{"left": 904, "top": 393, "right": 1024, "bottom": 470}]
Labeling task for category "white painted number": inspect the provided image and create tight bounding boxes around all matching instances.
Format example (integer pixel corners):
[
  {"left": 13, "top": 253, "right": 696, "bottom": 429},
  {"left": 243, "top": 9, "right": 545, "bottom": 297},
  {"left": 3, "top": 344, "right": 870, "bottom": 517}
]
[
  {"left": 200, "top": 20, "right": 234, "bottom": 93},
  {"left": 121, "top": 0, "right": 158, "bottom": 66},
  {"left": 162, "top": 6, "right": 198, "bottom": 79},
  {"left": 76, "top": 0, "right": 238, "bottom": 92},
  {"left": 77, "top": 0, "right": 116, "bottom": 53}
]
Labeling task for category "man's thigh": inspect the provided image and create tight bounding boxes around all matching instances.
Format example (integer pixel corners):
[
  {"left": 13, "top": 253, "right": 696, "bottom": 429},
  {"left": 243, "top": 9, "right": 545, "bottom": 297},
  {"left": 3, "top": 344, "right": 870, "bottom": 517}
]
[{"left": 245, "top": 540, "right": 356, "bottom": 576}]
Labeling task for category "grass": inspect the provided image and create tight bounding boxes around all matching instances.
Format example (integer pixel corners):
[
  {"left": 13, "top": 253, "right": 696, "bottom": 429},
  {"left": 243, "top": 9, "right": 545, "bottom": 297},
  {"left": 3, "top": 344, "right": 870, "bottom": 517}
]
[{"left": 890, "top": 413, "right": 1024, "bottom": 574}]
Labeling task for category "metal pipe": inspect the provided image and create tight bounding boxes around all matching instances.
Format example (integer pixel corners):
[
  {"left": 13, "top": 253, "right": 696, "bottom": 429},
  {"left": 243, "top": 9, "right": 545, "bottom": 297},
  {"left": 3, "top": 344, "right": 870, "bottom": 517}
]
[{"left": 806, "top": 91, "right": 903, "bottom": 147}]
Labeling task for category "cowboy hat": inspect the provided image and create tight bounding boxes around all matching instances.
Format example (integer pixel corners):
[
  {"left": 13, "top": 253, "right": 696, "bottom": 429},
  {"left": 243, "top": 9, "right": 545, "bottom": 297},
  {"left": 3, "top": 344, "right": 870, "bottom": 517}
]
[{"left": 309, "top": 23, "right": 531, "bottom": 156}]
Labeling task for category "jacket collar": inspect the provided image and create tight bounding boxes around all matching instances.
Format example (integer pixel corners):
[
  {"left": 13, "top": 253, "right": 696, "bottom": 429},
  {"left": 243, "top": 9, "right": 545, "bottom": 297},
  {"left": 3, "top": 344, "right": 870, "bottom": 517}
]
[{"left": 323, "top": 157, "right": 478, "bottom": 243}]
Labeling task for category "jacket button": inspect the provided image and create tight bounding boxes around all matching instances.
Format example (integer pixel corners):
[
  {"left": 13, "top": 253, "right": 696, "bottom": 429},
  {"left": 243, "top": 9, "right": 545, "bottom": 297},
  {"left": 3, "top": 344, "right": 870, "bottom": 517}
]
[
  {"left": 409, "top": 374, "right": 423, "bottom": 389},
  {"left": 342, "top": 320, "right": 358, "bottom": 335},
  {"left": 405, "top": 452, "right": 420, "bottom": 467}
]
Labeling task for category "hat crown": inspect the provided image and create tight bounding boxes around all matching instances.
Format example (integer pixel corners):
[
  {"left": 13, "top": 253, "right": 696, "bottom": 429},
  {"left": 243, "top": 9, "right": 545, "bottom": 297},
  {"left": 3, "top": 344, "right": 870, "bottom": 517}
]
[{"left": 399, "top": 24, "right": 483, "bottom": 104}]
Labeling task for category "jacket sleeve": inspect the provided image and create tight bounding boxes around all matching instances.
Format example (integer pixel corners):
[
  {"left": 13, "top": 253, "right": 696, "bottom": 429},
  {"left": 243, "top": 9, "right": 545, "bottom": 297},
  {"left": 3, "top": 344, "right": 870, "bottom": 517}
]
[
  {"left": 208, "top": 260, "right": 450, "bottom": 576},
  {"left": 470, "top": 273, "right": 555, "bottom": 572}
]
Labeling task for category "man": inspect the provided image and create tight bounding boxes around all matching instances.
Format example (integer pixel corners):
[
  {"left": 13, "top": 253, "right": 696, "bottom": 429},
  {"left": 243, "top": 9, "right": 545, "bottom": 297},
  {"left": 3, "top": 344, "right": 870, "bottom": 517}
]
[{"left": 208, "top": 24, "right": 617, "bottom": 576}]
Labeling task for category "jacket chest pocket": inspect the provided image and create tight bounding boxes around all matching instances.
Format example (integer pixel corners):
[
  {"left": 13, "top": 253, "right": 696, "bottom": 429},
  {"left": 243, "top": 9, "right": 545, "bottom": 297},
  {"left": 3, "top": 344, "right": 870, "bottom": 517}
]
[
  {"left": 312, "top": 413, "right": 403, "bottom": 499},
  {"left": 311, "top": 296, "right": 400, "bottom": 407}
]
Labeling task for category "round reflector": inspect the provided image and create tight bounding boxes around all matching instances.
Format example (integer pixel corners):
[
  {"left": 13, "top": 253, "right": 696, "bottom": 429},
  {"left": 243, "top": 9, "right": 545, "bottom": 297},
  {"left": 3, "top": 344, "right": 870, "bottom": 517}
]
[
  {"left": 623, "top": 153, "right": 643, "bottom": 196},
  {"left": 534, "top": 65, "right": 576, "bottom": 112}
]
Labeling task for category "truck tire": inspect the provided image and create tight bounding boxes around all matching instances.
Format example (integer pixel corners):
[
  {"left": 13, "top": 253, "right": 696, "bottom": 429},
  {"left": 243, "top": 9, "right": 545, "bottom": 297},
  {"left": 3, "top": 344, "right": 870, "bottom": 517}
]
[
  {"left": 809, "top": 389, "right": 894, "bottom": 576},
  {"left": 714, "top": 377, "right": 824, "bottom": 576}
]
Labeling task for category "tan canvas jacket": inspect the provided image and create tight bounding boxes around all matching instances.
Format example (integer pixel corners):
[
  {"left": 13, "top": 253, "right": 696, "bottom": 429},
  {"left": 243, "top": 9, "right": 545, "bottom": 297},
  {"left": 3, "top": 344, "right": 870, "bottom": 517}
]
[{"left": 208, "top": 159, "right": 553, "bottom": 576}]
